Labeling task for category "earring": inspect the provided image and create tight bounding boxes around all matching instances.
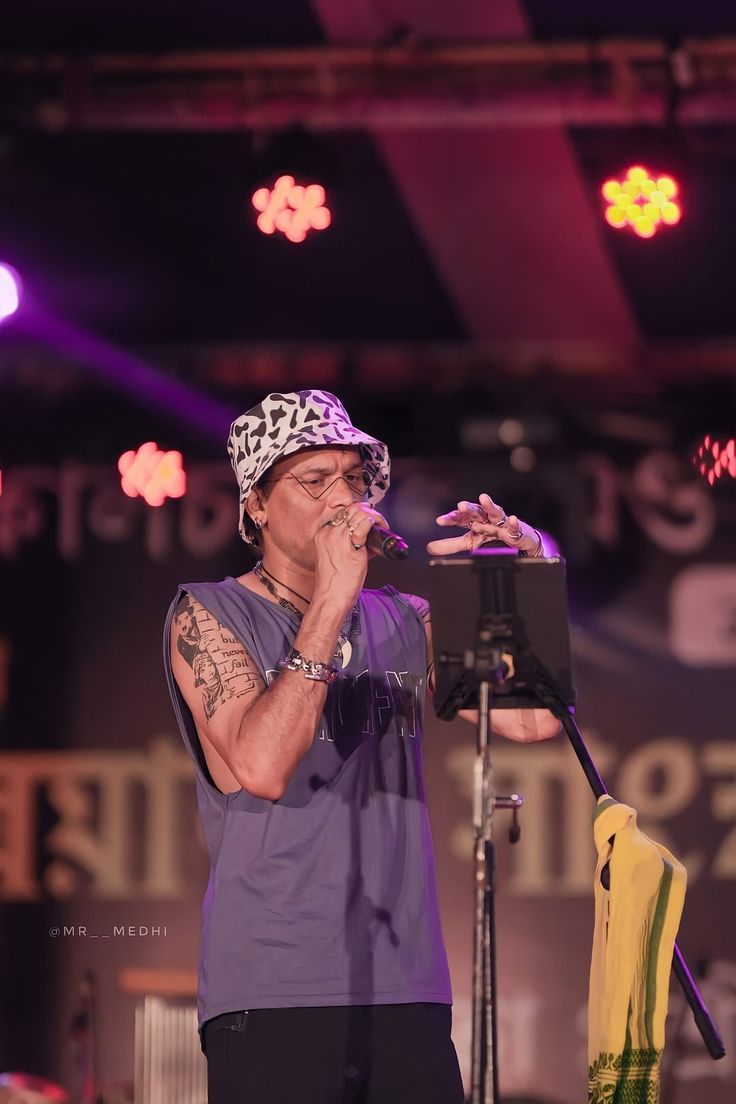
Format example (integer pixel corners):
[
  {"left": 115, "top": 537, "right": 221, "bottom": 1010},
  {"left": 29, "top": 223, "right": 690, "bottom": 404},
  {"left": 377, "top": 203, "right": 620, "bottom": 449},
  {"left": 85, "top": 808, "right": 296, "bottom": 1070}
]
[{"left": 254, "top": 518, "right": 263, "bottom": 530}]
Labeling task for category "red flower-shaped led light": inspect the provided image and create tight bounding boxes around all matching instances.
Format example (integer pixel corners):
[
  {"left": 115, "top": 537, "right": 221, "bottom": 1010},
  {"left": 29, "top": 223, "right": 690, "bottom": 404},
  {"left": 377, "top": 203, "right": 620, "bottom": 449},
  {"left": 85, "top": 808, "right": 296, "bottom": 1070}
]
[
  {"left": 693, "top": 435, "right": 736, "bottom": 486},
  {"left": 118, "top": 442, "right": 186, "bottom": 506},
  {"left": 602, "top": 165, "right": 681, "bottom": 238},
  {"left": 252, "top": 175, "right": 332, "bottom": 243}
]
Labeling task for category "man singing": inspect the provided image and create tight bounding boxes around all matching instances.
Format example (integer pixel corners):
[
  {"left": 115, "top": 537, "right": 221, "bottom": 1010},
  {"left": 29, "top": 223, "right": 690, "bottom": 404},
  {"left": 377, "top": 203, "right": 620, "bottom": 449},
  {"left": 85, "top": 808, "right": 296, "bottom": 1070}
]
[{"left": 163, "top": 390, "right": 559, "bottom": 1103}]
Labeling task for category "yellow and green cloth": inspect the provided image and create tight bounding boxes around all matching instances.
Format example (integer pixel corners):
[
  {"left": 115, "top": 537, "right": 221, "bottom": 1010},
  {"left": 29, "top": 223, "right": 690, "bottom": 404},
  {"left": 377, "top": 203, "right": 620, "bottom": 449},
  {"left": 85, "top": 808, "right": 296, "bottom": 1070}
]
[{"left": 588, "top": 795, "right": 687, "bottom": 1104}]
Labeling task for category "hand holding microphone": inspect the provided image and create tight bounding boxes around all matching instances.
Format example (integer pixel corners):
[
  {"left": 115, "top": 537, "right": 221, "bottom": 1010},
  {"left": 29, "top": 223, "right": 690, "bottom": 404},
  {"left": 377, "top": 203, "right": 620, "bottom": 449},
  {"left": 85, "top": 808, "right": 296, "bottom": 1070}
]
[{"left": 334, "top": 504, "right": 411, "bottom": 561}]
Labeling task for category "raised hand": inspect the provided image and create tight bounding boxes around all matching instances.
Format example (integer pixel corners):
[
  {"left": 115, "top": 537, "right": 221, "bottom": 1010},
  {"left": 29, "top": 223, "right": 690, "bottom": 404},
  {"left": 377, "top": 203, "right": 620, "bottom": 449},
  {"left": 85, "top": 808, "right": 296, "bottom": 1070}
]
[{"left": 426, "top": 492, "right": 541, "bottom": 556}]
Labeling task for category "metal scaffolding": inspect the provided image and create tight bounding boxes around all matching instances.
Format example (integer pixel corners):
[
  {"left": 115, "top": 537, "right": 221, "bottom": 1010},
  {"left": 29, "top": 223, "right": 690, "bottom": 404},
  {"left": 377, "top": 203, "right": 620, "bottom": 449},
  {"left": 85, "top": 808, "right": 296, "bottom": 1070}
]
[{"left": 3, "top": 37, "right": 736, "bottom": 130}]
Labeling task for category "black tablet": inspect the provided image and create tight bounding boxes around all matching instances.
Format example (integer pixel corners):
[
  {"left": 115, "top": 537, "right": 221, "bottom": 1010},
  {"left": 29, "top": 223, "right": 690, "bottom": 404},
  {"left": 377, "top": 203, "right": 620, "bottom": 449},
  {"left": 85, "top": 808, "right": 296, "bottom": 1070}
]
[{"left": 427, "top": 549, "right": 577, "bottom": 718}]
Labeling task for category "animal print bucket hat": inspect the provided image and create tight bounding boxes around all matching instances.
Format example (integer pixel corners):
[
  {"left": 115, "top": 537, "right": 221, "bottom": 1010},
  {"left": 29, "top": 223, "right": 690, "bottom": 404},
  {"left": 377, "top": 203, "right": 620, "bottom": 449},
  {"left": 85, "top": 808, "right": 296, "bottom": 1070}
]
[{"left": 228, "top": 390, "right": 391, "bottom": 544}]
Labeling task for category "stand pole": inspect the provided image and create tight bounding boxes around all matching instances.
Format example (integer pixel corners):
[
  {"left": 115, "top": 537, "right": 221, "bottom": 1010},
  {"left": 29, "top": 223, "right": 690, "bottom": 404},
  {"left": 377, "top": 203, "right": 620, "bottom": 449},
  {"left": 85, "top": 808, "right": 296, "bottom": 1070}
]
[{"left": 470, "top": 679, "right": 501, "bottom": 1104}]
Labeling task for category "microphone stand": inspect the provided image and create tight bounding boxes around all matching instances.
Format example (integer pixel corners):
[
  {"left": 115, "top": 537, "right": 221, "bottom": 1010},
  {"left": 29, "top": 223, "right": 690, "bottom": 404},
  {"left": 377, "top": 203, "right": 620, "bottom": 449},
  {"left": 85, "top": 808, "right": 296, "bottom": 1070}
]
[
  {"left": 434, "top": 552, "right": 725, "bottom": 1104},
  {"left": 442, "top": 609, "right": 524, "bottom": 1104},
  {"left": 471, "top": 675, "right": 499, "bottom": 1104}
]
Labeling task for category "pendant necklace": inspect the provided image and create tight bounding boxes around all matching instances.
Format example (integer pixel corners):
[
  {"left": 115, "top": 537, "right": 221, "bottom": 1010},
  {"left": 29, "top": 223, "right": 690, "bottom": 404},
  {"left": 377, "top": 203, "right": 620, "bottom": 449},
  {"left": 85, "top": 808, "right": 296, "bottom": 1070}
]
[{"left": 253, "top": 560, "right": 360, "bottom": 669}]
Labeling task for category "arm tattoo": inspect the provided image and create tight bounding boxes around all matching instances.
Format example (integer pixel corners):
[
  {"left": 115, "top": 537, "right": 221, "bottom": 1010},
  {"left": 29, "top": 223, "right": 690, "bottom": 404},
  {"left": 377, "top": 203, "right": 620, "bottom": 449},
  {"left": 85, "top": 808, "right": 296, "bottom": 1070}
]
[
  {"left": 173, "top": 595, "right": 260, "bottom": 721},
  {"left": 174, "top": 596, "right": 202, "bottom": 663}
]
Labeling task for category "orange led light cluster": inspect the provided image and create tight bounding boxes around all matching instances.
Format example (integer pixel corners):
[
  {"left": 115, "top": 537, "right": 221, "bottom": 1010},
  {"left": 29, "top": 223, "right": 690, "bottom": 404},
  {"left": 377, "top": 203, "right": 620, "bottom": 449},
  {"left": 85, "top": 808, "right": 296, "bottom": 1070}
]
[
  {"left": 693, "top": 435, "right": 736, "bottom": 486},
  {"left": 602, "top": 166, "right": 681, "bottom": 238},
  {"left": 118, "top": 442, "right": 186, "bottom": 506},
  {"left": 252, "top": 175, "right": 332, "bottom": 243}
]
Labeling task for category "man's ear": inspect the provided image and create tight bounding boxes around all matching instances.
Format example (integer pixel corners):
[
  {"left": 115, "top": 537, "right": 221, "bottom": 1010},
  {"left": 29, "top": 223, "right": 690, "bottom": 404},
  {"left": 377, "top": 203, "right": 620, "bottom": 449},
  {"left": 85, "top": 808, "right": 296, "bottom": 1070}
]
[{"left": 245, "top": 487, "right": 265, "bottom": 524}]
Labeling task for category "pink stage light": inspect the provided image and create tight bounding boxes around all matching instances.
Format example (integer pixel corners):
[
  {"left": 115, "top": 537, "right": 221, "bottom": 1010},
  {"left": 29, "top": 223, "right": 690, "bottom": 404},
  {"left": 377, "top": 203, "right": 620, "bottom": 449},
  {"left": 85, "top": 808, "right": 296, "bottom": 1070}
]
[
  {"left": 0, "top": 263, "right": 21, "bottom": 322},
  {"left": 252, "top": 175, "right": 332, "bottom": 243},
  {"left": 693, "top": 434, "right": 736, "bottom": 486},
  {"left": 602, "top": 166, "right": 681, "bottom": 238},
  {"left": 0, "top": 1075, "right": 69, "bottom": 1103},
  {"left": 118, "top": 442, "right": 186, "bottom": 506}
]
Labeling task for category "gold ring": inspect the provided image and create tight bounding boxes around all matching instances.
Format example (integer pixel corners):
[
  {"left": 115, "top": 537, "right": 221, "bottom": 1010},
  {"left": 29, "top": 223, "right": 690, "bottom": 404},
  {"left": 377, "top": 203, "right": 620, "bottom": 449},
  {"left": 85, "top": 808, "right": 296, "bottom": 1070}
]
[
  {"left": 331, "top": 509, "right": 350, "bottom": 527},
  {"left": 351, "top": 540, "right": 366, "bottom": 550}
]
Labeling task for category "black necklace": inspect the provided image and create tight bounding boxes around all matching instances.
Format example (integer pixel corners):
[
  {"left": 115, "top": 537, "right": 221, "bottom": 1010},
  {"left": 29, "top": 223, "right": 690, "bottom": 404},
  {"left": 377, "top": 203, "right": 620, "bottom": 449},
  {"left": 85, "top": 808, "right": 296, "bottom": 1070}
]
[
  {"left": 260, "top": 563, "right": 311, "bottom": 608},
  {"left": 253, "top": 560, "right": 360, "bottom": 669}
]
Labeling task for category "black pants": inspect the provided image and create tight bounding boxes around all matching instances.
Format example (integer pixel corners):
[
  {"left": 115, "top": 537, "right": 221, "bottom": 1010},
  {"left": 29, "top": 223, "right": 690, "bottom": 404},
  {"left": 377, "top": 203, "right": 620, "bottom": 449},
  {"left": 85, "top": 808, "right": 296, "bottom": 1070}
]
[{"left": 203, "top": 1002, "right": 465, "bottom": 1104}]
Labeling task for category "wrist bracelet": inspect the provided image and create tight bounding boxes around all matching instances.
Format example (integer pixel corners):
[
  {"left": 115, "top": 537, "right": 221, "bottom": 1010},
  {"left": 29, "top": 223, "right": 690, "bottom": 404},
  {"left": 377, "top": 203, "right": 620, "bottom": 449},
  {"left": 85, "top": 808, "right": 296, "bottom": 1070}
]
[
  {"left": 519, "top": 528, "right": 544, "bottom": 559},
  {"left": 279, "top": 647, "right": 339, "bottom": 685}
]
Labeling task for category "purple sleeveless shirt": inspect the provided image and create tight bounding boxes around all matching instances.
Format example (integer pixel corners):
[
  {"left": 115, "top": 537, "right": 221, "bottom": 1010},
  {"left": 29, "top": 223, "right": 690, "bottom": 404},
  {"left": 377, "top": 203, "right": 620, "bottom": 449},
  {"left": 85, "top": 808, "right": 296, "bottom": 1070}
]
[{"left": 162, "top": 578, "right": 452, "bottom": 1039}]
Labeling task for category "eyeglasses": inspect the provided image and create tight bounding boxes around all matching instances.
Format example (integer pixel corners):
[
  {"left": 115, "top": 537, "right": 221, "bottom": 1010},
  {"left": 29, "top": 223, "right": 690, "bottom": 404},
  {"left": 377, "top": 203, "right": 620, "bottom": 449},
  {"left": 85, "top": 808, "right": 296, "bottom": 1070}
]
[{"left": 261, "top": 470, "right": 372, "bottom": 501}]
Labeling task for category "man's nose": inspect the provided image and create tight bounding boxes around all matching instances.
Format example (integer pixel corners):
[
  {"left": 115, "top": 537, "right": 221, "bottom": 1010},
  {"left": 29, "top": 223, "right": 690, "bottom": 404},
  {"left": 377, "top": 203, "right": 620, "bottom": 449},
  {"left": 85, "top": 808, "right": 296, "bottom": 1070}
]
[{"left": 326, "top": 475, "right": 362, "bottom": 506}]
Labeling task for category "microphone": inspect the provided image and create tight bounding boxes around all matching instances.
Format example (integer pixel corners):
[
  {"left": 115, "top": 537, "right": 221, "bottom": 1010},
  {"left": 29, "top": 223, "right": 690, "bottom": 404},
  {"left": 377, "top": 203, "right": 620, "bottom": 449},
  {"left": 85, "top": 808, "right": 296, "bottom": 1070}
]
[{"left": 367, "top": 524, "right": 411, "bottom": 560}]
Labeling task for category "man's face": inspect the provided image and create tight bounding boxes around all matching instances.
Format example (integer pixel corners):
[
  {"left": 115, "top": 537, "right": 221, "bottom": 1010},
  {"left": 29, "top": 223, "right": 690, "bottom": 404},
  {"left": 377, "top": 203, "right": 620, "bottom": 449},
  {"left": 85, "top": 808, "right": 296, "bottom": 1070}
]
[
  {"left": 198, "top": 655, "right": 219, "bottom": 690},
  {"left": 251, "top": 446, "right": 366, "bottom": 567}
]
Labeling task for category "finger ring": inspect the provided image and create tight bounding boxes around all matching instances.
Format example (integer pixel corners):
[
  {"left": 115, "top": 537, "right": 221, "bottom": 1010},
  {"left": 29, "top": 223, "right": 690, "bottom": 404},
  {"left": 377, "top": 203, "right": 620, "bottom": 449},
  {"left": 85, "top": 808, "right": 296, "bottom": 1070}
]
[
  {"left": 351, "top": 540, "right": 366, "bottom": 550},
  {"left": 507, "top": 526, "right": 523, "bottom": 541},
  {"left": 496, "top": 510, "right": 508, "bottom": 528},
  {"left": 331, "top": 509, "right": 350, "bottom": 527}
]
